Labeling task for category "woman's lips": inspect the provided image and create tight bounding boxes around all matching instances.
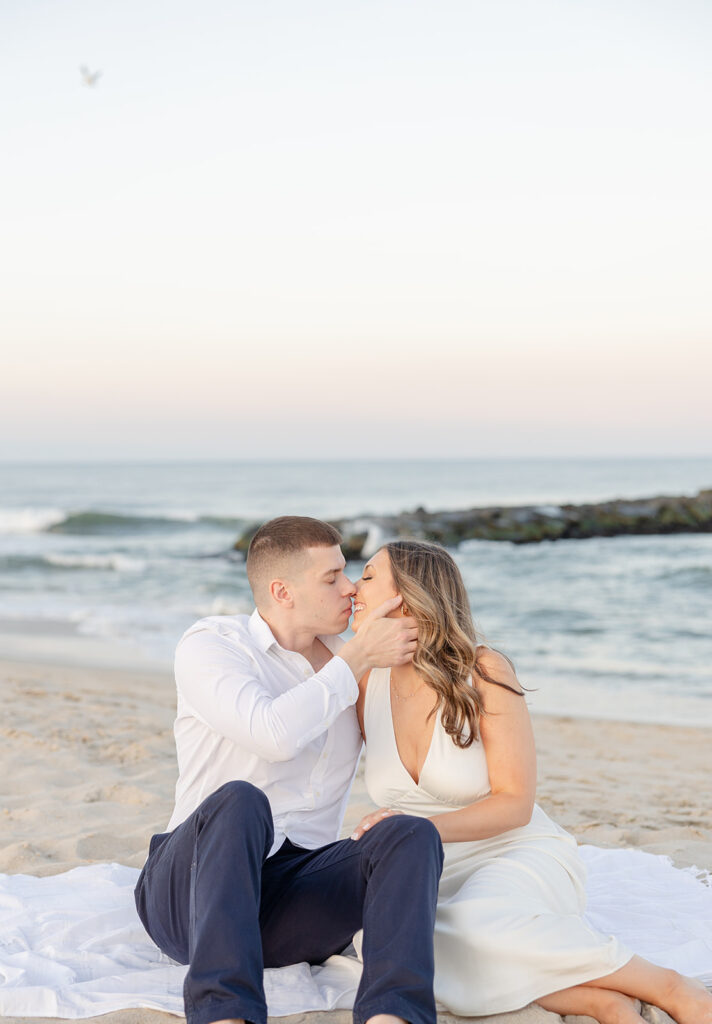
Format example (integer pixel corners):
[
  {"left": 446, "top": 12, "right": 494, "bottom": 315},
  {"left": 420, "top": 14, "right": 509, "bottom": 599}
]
[{"left": 353, "top": 603, "right": 365, "bottom": 613}]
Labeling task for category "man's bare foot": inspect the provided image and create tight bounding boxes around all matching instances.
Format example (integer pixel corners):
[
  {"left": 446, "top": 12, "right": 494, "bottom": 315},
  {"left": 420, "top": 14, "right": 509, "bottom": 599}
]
[
  {"left": 211, "top": 1019, "right": 245, "bottom": 1024},
  {"left": 366, "top": 1016, "right": 407, "bottom": 1024},
  {"left": 662, "top": 973, "right": 712, "bottom": 1024}
]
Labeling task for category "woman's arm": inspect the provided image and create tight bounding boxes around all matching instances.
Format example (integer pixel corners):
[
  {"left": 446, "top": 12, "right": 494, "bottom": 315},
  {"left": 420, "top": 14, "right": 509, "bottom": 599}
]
[{"left": 427, "top": 650, "right": 537, "bottom": 843}]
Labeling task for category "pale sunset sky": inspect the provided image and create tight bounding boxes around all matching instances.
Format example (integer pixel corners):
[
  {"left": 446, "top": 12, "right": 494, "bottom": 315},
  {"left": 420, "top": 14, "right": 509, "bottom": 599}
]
[{"left": 2, "top": 0, "right": 711, "bottom": 459}]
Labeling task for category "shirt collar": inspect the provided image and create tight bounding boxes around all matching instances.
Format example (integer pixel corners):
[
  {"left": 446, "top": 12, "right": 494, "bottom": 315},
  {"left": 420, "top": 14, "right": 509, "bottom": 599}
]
[
  {"left": 249, "top": 609, "right": 279, "bottom": 652},
  {"left": 248, "top": 609, "right": 343, "bottom": 656}
]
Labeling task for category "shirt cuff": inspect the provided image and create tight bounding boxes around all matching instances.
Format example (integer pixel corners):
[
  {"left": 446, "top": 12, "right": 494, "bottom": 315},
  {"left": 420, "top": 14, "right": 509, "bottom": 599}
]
[{"left": 317, "top": 654, "right": 360, "bottom": 705}]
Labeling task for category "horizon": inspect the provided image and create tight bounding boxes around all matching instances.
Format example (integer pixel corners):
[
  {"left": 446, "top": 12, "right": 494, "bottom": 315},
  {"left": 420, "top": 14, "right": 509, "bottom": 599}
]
[{"left": 3, "top": 453, "right": 712, "bottom": 465}]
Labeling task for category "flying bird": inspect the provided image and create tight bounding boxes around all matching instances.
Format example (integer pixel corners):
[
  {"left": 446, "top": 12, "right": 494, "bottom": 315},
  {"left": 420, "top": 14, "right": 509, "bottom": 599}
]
[{"left": 79, "top": 65, "right": 102, "bottom": 87}]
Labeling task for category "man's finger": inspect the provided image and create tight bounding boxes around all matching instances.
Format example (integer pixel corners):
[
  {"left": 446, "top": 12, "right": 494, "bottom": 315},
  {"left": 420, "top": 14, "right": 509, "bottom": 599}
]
[
  {"left": 369, "top": 595, "right": 403, "bottom": 618},
  {"left": 397, "top": 637, "right": 418, "bottom": 651},
  {"left": 394, "top": 652, "right": 415, "bottom": 665}
]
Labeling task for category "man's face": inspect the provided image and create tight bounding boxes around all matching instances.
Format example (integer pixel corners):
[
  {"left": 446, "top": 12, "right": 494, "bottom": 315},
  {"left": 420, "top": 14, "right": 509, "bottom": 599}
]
[{"left": 288, "top": 545, "right": 356, "bottom": 635}]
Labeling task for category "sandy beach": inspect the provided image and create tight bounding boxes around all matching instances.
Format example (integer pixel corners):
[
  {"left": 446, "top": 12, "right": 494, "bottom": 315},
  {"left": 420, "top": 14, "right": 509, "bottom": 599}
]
[{"left": 2, "top": 656, "right": 711, "bottom": 1024}]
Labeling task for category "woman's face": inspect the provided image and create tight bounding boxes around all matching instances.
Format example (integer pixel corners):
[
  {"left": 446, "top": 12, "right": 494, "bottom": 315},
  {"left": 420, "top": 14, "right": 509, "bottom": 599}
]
[{"left": 352, "top": 548, "right": 401, "bottom": 632}]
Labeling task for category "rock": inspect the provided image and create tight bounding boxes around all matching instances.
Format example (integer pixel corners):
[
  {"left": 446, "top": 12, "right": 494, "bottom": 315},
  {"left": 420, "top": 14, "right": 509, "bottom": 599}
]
[
  {"left": 233, "top": 523, "right": 262, "bottom": 554},
  {"left": 339, "top": 532, "right": 369, "bottom": 560},
  {"left": 232, "top": 490, "right": 712, "bottom": 552}
]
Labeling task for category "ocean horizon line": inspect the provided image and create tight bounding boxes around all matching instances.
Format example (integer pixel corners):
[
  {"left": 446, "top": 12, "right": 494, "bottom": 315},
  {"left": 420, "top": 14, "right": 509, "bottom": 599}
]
[{"left": 2, "top": 454, "right": 712, "bottom": 467}]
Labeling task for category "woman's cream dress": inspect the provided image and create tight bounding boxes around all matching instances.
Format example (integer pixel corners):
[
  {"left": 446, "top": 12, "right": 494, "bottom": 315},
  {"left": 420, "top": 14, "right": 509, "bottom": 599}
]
[{"left": 363, "top": 667, "right": 633, "bottom": 1017}]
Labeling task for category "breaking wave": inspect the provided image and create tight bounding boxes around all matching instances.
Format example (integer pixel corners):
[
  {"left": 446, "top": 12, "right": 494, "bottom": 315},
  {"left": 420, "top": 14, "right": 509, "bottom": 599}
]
[
  {"left": 45, "top": 553, "right": 147, "bottom": 572},
  {"left": 0, "top": 508, "right": 249, "bottom": 536}
]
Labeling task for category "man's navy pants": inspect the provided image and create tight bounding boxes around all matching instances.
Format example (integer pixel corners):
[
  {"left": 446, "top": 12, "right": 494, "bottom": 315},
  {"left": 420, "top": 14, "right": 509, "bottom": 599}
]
[{"left": 134, "top": 781, "right": 444, "bottom": 1024}]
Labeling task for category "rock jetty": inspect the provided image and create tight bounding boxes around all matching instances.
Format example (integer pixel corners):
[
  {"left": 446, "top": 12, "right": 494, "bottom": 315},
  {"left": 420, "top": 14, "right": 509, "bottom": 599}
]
[{"left": 233, "top": 488, "right": 712, "bottom": 559}]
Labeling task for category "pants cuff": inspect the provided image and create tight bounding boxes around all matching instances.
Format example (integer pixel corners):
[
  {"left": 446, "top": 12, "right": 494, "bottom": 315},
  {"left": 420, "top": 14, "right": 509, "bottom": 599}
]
[
  {"left": 354, "top": 994, "right": 436, "bottom": 1024},
  {"left": 187, "top": 996, "right": 267, "bottom": 1024}
]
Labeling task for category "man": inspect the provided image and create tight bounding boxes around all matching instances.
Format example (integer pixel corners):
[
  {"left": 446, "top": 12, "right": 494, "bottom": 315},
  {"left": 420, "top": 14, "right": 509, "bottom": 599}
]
[{"left": 135, "top": 516, "right": 444, "bottom": 1024}]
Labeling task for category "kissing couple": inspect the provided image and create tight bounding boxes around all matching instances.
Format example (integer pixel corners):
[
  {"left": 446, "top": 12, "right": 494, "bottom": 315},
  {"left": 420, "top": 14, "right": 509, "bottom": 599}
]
[{"left": 135, "top": 516, "right": 712, "bottom": 1024}]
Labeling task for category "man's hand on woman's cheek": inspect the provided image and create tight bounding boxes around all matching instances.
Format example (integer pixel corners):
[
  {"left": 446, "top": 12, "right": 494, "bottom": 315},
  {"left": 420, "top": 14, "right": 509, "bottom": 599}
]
[{"left": 340, "top": 598, "right": 418, "bottom": 680}]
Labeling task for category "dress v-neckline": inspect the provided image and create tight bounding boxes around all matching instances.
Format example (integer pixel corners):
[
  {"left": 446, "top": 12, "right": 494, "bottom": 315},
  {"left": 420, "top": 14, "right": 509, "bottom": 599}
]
[{"left": 386, "top": 668, "right": 438, "bottom": 788}]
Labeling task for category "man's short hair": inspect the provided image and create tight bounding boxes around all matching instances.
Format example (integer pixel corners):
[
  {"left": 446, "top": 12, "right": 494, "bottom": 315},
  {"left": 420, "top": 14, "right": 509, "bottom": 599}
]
[{"left": 246, "top": 516, "right": 342, "bottom": 601}]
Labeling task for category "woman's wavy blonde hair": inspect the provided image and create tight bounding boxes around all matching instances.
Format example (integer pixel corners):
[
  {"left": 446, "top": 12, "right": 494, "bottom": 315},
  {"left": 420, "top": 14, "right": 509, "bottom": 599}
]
[{"left": 385, "top": 540, "right": 522, "bottom": 748}]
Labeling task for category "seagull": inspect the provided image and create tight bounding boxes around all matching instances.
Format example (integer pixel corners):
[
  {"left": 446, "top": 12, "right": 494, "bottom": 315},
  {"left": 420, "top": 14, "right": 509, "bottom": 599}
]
[{"left": 79, "top": 65, "right": 102, "bottom": 87}]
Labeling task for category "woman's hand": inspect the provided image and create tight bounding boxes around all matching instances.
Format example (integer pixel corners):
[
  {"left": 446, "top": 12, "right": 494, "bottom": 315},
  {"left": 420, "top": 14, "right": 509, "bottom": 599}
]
[{"left": 350, "top": 807, "right": 403, "bottom": 840}]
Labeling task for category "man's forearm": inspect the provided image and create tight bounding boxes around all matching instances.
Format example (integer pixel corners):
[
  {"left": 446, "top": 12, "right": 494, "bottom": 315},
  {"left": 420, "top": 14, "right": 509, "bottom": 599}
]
[
  {"left": 338, "top": 635, "right": 371, "bottom": 682},
  {"left": 175, "top": 634, "right": 359, "bottom": 761}
]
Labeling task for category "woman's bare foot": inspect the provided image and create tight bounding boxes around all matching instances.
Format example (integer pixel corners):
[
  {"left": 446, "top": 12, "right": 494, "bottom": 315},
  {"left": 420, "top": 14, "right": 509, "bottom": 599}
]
[
  {"left": 538, "top": 985, "right": 643, "bottom": 1023},
  {"left": 661, "top": 973, "right": 712, "bottom": 1024}
]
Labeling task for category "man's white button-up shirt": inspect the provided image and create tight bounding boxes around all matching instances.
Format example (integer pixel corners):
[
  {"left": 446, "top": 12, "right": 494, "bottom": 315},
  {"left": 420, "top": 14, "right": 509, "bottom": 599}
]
[{"left": 167, "top": 610, "right": 363, "bottom": 856}]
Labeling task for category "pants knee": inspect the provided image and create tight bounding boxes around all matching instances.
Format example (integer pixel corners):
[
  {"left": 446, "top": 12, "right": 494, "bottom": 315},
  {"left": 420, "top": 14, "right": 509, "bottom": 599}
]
[
  {"left": 364, "top": 813, "right": 443, "bottom": 867},
  {"left": 201, "top": 779, "right": 272, "bottom": 825},
  {"left": 398, "top": 814, "right": 443, "bottom": 862}
]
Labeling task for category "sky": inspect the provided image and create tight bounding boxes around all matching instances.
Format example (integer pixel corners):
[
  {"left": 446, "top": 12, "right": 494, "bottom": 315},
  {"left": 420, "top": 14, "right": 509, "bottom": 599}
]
[{"left": 2, "top": 0, "right": 711, "bottom": 460}]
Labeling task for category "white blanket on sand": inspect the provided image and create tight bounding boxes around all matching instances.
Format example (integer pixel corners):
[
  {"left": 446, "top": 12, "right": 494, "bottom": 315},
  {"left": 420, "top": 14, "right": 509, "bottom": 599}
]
[{"left": 1, "top": 846, "right": 711, "bottom": 1020}]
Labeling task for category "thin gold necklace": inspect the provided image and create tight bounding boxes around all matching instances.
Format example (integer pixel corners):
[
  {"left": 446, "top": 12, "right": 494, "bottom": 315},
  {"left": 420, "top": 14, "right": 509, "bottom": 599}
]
[{"left": 391, "top": 678, "right": 426, "bottom": 701}]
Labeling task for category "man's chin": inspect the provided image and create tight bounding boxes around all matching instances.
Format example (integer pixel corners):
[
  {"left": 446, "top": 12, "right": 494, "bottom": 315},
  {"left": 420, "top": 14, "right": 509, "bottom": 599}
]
[{"left": 322, "top": 613, "right": 354, "bottom": 635}]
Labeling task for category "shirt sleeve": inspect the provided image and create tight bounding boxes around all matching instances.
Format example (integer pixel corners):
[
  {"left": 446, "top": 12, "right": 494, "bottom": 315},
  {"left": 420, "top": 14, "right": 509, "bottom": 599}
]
[{"left": 174, "top": 629, "right": 359, "bottom": 762}]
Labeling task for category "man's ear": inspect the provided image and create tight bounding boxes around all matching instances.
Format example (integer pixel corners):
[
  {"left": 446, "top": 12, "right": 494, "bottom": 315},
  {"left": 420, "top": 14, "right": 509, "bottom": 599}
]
[{"left": 269, "top": 579, "right": 294, "bottom": 608}]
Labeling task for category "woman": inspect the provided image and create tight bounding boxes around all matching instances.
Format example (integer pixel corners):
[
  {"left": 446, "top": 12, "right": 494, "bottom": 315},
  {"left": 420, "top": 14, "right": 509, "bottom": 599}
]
[{"left": 350, "top": 540, "right": 712, "bottom": 1024}]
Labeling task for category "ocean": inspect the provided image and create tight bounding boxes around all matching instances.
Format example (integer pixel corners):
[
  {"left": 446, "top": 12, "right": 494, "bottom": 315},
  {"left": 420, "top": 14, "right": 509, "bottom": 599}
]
[{"left": 1, "top": 457, "right": 711, "bottom": 726}]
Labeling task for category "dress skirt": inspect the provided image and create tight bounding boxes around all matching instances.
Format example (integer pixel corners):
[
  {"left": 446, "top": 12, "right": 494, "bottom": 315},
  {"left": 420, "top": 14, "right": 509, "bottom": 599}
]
[{"left": 433, "top": 824, "right": 632, "bottom": 1015}]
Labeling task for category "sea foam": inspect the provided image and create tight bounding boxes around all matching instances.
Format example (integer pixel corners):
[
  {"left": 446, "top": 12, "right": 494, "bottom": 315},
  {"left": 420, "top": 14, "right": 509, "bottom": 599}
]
[
  {"left": 0, "top": 507, "right": 67, "bottom": 534},
  {"left": 45, "top": 553, "right": 146, "bottom": 573}
]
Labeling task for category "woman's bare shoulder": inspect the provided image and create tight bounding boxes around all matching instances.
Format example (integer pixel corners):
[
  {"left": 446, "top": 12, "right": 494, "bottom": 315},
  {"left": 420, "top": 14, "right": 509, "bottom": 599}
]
[{"left": 474, "top": 646, "right": 525, "bottom": 698}]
